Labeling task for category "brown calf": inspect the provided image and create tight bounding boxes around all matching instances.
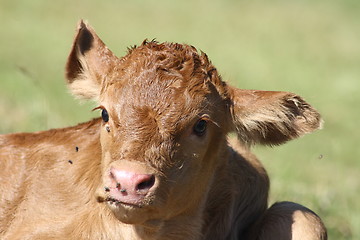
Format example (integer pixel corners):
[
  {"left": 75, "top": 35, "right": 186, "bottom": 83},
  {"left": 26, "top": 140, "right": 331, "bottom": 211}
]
[{"left": 0, "top": 21, "right": 327, "bottom": 240}]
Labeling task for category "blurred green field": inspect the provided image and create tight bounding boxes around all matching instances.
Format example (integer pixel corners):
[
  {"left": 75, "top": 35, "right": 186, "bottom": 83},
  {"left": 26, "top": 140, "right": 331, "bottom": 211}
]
[{"left": 1, "top": 0, "right": 359, "bottom": 238}]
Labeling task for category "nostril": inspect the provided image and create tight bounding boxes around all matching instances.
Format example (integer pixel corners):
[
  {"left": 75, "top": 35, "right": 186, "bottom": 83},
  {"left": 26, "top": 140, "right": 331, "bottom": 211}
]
[{"left": 136, "top": 175, "right": 155, "bottom": 192}]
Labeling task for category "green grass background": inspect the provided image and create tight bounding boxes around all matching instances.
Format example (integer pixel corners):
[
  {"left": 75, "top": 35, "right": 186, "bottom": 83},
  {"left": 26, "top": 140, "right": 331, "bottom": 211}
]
[{"left": 1, "top": 0, "right": 359, "bottom": 238}]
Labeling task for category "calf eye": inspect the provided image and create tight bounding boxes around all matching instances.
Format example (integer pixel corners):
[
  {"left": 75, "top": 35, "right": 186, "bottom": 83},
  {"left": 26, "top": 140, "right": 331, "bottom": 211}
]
[
  {"left": 193, "top": 119, "right": 207, "bottom": 136},
  {"left": 101, "top": 109, "right": 109, "bottom": 122}
]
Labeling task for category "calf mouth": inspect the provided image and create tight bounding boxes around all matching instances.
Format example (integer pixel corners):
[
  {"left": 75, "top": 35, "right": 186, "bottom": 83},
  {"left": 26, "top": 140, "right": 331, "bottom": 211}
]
[
  {"left": 105, "top": 197, "right": 143, "bottom": 208},
  {"left": 99, "top": 192, "right": 156, "bottom": 209}
]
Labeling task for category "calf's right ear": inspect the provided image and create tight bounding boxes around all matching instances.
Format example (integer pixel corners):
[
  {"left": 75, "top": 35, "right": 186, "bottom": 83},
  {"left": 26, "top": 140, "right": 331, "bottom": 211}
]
[{"left": 65, "top": 20, "right": 119, "bottom": 100}]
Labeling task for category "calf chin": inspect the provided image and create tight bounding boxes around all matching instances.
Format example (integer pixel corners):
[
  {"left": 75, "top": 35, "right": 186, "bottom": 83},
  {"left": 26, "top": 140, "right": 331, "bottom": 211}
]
[{"left": 108, "top": 203, "right": 156, "bottom": 225}]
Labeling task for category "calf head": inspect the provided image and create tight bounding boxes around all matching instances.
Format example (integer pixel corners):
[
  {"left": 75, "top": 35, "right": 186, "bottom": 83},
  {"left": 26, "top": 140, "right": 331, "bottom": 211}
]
[{"left": 65, "top": 21, "right": 322, "bottom": 225}]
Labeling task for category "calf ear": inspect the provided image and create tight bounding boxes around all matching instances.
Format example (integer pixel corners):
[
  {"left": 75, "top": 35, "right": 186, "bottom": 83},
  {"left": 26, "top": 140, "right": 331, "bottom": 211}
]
[
  {"left": 65, "top": 20, "right": 119, "bottom": 100},
  {"left": 228, "top": 87, "right": 322, "bottom": 145}
]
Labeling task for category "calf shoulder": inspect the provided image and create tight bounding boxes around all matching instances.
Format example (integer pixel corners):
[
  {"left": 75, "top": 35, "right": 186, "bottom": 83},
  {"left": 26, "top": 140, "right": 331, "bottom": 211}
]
[{"left": 0, "top": 119, "right": 103, "bottom": 238}]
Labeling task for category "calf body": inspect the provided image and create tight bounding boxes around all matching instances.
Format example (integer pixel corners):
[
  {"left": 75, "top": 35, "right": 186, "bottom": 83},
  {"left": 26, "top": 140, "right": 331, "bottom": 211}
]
[{"left": 0, "top": 21, "right": 326, "bottom": 239}]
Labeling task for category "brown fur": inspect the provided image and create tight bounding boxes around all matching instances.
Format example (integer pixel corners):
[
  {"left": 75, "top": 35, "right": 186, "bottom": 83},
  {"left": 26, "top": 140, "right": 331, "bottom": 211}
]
[{"left": 0, "top": 20, "right": 326, "bottom": 239}]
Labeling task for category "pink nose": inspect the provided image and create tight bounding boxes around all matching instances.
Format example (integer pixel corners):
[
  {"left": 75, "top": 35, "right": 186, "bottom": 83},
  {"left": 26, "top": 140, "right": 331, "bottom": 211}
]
[{"left": 109, "top": 168, "right": 155, "bottom": 198}]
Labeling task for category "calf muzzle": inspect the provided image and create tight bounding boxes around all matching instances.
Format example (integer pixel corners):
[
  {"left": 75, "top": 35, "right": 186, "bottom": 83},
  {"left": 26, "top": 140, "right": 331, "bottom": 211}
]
[{"left": 106, "top": 167, "right": 156, "bottom": 206}]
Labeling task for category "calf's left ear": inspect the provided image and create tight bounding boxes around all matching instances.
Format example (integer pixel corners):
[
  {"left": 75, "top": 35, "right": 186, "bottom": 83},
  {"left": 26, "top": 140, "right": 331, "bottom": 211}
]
[
  {"left": 228, "top": 87, "right": 323, "bottom": 145},
  {"left": 65, "top": 20, "right": 119, "bottom": 100}
]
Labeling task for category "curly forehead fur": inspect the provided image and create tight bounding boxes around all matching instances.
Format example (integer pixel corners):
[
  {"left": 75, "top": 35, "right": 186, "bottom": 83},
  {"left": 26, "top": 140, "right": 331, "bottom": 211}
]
[
  {"left": 103, "top": 41, "right": 229, "bottom": 132},
  {"left": 99, "top": 41, "right": 230, "bottom": 166},
  {"left": 103, "top": 40, "right": 227, "bottom": 97}
]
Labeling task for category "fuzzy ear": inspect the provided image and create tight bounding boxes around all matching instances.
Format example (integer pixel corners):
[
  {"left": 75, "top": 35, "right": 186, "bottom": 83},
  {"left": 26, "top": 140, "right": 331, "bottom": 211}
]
[
  {"left": 65, "top": 20, "right": 119, "bottom": 100},
  {"left": 228, "top": 87, "right": 322, "bottom": 145}
]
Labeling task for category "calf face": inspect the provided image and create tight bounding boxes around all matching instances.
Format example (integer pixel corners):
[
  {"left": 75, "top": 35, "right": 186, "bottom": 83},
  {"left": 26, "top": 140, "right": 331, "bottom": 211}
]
[{"left": 65, "top": 21, "right": 322, "bottom": 225}]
